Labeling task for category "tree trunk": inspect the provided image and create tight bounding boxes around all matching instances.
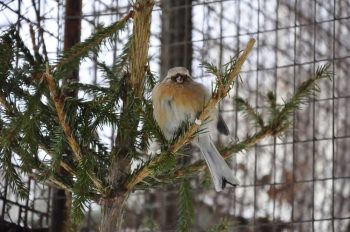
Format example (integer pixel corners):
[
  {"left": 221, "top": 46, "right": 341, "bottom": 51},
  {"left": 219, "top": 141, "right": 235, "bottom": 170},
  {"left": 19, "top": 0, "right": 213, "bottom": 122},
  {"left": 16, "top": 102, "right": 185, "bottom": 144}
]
[
  {"left": 99, "top": 150, "right": 130, "bottom": 232},
  {"left": 50, "top": 1, "right": 82, "bottom": 231},
  {"left": 99, "top": 194, "right": 127, "bottom": 232},
  {"left": 99, "top": 1, "right": 153, "bottom": 230},
  {"left": 160, "top": 0, "right": 193, "bottom": 78},
  {"left": 158, "top": 0, "right": 193, "bottom": 230},
  {"left": 50, "top": 188, "right": 72, "bottom": 232}
]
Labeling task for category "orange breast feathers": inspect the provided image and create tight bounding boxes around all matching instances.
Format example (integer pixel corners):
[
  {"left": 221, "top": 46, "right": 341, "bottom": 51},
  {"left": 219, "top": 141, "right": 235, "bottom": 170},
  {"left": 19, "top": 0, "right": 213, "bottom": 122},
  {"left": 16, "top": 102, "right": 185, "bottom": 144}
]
[{"left": 152, "top": 81, "right": 210, "bottom": 134}]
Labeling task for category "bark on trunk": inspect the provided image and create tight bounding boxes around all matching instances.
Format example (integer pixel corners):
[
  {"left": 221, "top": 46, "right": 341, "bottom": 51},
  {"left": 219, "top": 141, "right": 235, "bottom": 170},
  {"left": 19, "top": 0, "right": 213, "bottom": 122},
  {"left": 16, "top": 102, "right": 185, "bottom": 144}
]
[
  {"left": 160, "top": 0, "right": 193, "bottom": 78},
  {"left": 50, "top": 188, "right": 72, "bottom": 232},
  {"left": 50, "top": 0, "right": 82, "bottom": 231},
  {"left": 99, "top": 195, "right": 127, "bottom": 232}
]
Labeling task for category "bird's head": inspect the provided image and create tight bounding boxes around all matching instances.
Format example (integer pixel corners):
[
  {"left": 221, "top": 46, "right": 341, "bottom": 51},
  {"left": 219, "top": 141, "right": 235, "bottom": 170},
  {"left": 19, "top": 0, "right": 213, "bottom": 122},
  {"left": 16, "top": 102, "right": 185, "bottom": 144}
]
[{"left": 164, "top": 67, "right": 191, "bottom": 84}]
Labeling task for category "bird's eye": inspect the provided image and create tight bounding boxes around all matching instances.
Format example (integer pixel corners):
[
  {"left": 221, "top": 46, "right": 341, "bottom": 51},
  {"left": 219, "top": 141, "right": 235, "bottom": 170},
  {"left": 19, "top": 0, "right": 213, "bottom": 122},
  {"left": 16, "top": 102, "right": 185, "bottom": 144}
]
[
  {"left": 170, "top": 75, "right": 182, "bottom": 81},
  {"left": 170, "top": 74, "right": 188, "bottom": 83}
]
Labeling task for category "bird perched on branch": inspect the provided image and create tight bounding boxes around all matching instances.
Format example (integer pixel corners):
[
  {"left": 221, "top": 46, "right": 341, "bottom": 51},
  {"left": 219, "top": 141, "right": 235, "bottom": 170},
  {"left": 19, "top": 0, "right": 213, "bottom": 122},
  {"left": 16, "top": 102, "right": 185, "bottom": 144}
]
[{"left": 152, "top": 66, "right": 239, "bottom": 192}]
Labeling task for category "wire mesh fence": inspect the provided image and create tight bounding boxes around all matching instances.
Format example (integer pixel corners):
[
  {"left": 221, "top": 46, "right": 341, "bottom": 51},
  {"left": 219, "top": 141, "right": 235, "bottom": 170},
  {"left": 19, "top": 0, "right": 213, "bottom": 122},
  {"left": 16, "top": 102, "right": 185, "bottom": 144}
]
[
  {"left": 0, "top": 167, "right": 51, "bottom": 230},
  {"left": 0, "top": 0, "right": 350, "bottom": 231}
]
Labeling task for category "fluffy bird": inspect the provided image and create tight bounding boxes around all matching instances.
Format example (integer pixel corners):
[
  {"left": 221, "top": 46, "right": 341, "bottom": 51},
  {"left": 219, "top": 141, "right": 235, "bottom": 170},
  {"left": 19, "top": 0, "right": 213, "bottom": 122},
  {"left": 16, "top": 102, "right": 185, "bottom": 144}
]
[{"left": 152, "top": 67, "right": 239, "bottom": 192}]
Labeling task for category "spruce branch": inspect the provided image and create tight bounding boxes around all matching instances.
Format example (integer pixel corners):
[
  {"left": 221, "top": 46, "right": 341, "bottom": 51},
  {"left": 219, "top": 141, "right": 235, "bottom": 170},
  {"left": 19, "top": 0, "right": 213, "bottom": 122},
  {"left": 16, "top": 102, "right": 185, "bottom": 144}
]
[
  {"left": 43, "top": 64, "right": 104, "bottom": 193},
  {"left": 0, "top": 119, "right": 75, "bottom": 194},
  {"left": 0, "top": 148, "right": 28, "bottom": 198},
  {"left": 0, "top": 92, "right": 75, "bottom": 175},
  {"left": 126, "top": 38, "right": 256, "bottom": 191},
  {"left": 274, "top": 64, "right": 332, "bottom": 127},
  {"left": 54, "top": 10, "right": 134, "bottom": 75},
  {"left": 235, "top": 97, "right": 264, "bottom": 127},
  {"left": 154, "top": 64, "right": 332, "bottom": 181},
  {"left": 130, "top": 126, "right": 277, "bottom": 188},
  {"left": 1, "top": 28, "right": 76, "bottom": 178}
]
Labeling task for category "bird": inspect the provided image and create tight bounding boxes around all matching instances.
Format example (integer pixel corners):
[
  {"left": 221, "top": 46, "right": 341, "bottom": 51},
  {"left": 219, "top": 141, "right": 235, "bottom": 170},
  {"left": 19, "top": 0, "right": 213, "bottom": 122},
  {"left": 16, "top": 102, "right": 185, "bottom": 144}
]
[{"left": 152, "top": 66, "right": 239, "bottom": 192}]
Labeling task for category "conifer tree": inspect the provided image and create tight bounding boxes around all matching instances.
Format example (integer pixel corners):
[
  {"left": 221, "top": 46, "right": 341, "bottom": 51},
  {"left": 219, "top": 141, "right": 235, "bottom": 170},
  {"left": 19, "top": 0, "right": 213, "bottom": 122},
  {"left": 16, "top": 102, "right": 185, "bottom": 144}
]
[{"left": 0, "top": 0, "right": 331, "bottom": 231}]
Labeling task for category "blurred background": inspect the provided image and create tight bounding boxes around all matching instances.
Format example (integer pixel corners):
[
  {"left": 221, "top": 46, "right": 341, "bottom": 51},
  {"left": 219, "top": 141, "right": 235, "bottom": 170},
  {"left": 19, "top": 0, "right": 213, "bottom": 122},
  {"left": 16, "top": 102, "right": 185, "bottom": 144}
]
[{"left": 0, "top": 0, "right": 350, "bottom": 231}]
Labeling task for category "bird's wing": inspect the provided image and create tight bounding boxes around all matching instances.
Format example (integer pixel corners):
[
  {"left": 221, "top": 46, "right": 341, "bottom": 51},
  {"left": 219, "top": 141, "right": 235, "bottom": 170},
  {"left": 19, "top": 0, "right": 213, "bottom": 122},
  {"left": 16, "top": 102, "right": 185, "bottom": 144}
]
[{"left": 217, "top": 114, "right": 230, "bottom": 135}]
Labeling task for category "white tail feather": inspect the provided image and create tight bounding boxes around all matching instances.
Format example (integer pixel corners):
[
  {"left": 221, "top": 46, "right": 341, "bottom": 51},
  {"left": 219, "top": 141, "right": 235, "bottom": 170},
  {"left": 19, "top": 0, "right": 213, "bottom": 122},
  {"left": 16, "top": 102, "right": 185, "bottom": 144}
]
[{"left": 197, "top": 135, "right": 239, "bottom": 192}]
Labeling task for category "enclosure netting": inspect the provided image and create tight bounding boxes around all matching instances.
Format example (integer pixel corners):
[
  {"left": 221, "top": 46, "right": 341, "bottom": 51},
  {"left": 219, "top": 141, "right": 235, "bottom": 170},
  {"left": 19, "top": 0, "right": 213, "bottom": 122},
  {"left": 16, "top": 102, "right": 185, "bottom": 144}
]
[{"left": 0, "top": 0, "right": 350, "bottom": 231}]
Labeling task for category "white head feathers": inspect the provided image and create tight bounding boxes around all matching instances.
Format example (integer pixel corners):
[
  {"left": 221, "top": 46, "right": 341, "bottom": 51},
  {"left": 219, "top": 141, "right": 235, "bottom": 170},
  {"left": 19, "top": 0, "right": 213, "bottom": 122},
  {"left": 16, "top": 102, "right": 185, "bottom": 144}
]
[{"left": 165, "top": 67, "right": 190, "bottom": 78}]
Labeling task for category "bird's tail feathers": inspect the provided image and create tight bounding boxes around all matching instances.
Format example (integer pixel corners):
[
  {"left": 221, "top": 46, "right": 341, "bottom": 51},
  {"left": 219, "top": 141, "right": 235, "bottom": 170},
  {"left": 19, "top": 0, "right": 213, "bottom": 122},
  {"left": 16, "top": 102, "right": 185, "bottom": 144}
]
[{"left": 198, "top": 136, "right": 239, "bottom": 192}]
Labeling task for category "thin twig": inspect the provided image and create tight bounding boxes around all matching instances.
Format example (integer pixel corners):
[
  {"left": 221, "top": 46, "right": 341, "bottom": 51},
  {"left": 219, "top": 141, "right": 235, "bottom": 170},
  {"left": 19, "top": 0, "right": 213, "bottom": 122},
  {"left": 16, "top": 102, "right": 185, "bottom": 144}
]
[
  {"left": 29, "top": 24, "right": 39, "bottom": 55},
  {"left": 39, "top": 26, "right": 48, "bottom": 61},
  {"left": 0, "top": 2, "right": 57, "bottom": 38},
  {"left": 43, "top": 63, "right": 104, "bottom": 192},
  {"left": 27, "top": 171, "right": 73, "bottom": 192},
  {"left": 30, "top": 0, "right": 48, "bottom": 61}
]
